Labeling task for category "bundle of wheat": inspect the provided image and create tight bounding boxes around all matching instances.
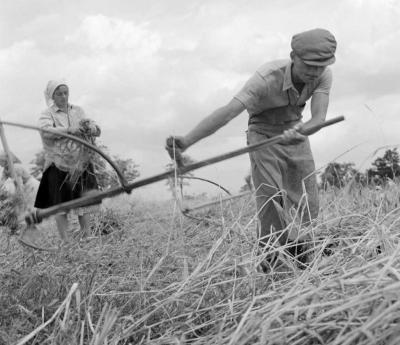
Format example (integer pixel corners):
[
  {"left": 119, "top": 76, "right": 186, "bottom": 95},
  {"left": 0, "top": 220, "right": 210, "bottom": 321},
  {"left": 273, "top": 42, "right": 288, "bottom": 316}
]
[{"left": 0, "top": 188, "right": 23, "bottom": 234}]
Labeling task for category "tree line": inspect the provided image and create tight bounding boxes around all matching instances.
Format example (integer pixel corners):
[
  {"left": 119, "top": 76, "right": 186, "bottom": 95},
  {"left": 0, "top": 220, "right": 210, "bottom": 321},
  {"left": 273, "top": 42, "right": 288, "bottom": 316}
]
[
  {"left": 320, "top": 148, "right": 400, "bottom": 189},
  {"left": 28, "top": 147, "right": 400, "bottom": 193},
  {"left": 239, "top": 148, "right": 400, "bottom": 192}
]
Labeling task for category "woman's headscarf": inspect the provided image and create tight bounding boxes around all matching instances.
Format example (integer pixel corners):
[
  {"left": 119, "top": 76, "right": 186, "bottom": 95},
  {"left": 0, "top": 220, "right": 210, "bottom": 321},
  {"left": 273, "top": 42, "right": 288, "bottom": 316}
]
[{"left": 44, "top": 79, "right": 68, "bottom": 107}]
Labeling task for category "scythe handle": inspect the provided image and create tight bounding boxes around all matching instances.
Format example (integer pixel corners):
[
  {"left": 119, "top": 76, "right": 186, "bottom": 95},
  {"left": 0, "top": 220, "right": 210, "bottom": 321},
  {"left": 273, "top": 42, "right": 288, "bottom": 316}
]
[
  {"left": 299, "top": 116, "right": 345, "bottom": 136},
  {"left": 168, "top": 116, "right": 345, "bottom": 168},
  {"left": 25, "top": 115, "right": 344, "bottom": 224},
  {"left": 175, "top": 115, "right": 345, "bottom": 174},
  {"left": 0, "top": 120, "right": 131, "bottom": 192}
]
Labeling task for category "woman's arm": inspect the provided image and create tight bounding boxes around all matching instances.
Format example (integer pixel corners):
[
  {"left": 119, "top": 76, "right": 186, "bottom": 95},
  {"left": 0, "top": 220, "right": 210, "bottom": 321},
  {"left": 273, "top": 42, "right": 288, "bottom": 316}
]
[{"left": 38, "top": 110, "right": 81, "bottom": 139}]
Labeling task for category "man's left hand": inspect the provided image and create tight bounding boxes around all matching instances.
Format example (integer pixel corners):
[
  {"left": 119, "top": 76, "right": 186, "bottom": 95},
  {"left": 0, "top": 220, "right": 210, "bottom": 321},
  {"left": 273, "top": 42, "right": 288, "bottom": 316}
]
[{"left": 282, "top": 123, "right": 306, "bottom": 144}]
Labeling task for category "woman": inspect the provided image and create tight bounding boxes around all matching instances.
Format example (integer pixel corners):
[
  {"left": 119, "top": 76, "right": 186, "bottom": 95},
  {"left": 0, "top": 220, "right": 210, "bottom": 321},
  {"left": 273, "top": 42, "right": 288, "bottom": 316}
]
[
  {"left": 0, "top": 151, "right": 22, "bottom": 194},
  {"left": 0, "top": 155, "right": 39, "bottom": 211},
  {"left": 34, "top": 80, "right": 101, "bottom": 242},
  {"left": 0, "top": 152, "right": 36, "bottom": 232}
]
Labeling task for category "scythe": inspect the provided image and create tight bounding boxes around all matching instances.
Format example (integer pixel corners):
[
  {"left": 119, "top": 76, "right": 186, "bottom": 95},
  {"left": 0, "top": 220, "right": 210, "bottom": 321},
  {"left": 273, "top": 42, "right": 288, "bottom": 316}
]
[{"left": 0, "top": 116, "right": 344, "bottom": 249}]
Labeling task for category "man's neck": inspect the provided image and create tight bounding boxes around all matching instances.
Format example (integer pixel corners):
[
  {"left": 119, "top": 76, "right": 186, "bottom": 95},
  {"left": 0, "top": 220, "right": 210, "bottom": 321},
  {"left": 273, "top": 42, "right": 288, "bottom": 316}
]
[
  {"left": 290, "top": 66, "right": 304, "bottom": 93},
  {"left": 290, "top": 65, "right": 303, "bottom": 84}
]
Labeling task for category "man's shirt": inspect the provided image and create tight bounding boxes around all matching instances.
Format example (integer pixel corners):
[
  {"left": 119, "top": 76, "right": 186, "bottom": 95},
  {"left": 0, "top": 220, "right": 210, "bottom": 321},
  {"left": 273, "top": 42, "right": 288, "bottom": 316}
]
[{"left": 234, "top": 59, "right": 332, "bottom": 125}]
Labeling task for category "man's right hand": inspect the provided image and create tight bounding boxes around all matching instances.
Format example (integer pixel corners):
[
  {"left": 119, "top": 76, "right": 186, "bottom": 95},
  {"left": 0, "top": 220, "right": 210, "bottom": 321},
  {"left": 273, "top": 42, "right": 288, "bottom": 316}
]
[{"left": 165, "top": 136, "right": 188, "bottom": 166}]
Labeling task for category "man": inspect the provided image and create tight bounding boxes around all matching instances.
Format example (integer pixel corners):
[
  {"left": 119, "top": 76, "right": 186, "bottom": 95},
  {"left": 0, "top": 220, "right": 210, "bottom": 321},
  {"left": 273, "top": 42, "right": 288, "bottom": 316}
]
[{"left": 166, "top": 28, "right": 337, "bottom": 269}]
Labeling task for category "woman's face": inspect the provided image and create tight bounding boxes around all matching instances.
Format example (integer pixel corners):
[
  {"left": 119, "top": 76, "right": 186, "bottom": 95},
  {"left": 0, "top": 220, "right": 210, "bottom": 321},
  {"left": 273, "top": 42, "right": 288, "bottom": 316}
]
[{"left": 52, "top": 85, "right": 69, "bottom": 109}]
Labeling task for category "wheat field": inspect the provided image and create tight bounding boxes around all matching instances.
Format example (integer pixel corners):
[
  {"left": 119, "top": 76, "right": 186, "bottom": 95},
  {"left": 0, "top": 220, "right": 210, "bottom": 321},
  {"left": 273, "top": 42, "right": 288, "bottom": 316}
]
[{"left": 1, "top": 183, "right": 400, "bottom": 345}]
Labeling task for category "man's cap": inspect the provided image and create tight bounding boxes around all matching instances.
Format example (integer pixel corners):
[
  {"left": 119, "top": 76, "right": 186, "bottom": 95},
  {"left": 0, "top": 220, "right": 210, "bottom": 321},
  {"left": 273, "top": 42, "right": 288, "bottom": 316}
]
[{"left": 291, "top": 28, "right": 337, "bottom": 66}]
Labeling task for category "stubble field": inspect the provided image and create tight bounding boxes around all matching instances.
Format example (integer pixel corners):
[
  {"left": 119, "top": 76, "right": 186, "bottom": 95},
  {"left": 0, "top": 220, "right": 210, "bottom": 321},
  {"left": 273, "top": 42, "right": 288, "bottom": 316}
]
[{"left": 1, "top": 184, "right": 400, "bottom": 345}]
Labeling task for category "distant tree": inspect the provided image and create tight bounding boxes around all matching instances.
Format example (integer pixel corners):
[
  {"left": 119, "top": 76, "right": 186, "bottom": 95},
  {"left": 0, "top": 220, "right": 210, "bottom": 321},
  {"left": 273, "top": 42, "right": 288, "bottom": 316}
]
[
  {"left": 320, "top": 162, "right": 361, "bottom": 189},
  {"left": 91, "top": 144, "right": 140, "bottom": 189},
  {"left": 108, "top": 156, "right": 140, "bottom": 187},
  {"left": 239, "top": 173, "right": 253, "bottom": 192},
  {"left": 367, "top": 148, "right": 400, "bottom": 185},
  {"left": 165, "top": 154, "right": 195, "bottom": 196}
]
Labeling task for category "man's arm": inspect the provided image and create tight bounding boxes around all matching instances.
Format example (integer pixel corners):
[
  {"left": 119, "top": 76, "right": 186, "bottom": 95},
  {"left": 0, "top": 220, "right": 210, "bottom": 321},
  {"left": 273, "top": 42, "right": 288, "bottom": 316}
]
[
  {"left": 174, "top": 98, "right": 245, "bottom": 150},
  {"left": 300, "top": 92, "right": 329, "bottom": 135},
  {"left": 282, "top": 92, "right": 329, "bottom": 143}
]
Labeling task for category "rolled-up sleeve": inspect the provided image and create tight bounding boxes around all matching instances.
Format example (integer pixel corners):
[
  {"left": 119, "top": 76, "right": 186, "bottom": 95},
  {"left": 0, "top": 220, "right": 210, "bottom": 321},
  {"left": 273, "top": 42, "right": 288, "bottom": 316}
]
[
  {"left": 234, "top": 72, "right": 267, "bottom": 113},
  {"left": 38, "top": 109, "right": 59, "bottom": 140},
  {"left": 38, "top": 109, "right": 54, "bottom": 129}
]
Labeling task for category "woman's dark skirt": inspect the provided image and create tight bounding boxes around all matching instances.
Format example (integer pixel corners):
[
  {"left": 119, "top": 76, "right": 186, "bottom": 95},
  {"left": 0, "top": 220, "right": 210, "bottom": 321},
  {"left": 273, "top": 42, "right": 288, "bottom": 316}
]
[{"left": 34, "top": 163, "right": 98, "bottom": 209}]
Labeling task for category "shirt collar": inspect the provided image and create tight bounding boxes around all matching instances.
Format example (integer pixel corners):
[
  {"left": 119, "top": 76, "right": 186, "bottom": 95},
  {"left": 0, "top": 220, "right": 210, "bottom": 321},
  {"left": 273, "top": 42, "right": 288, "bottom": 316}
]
[
  {"left": 51, "top": 104, "right": 71, "bottom": 112},
  {"left": 282, "top": 61, "right": 294, "bottom": 91}
]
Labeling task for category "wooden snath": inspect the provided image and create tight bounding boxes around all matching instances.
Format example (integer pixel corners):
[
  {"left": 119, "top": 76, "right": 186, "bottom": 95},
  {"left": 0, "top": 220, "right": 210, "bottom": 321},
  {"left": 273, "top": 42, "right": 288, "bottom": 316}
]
[{"left": 15, "top": 115, "right": 345, "bottom": 225}]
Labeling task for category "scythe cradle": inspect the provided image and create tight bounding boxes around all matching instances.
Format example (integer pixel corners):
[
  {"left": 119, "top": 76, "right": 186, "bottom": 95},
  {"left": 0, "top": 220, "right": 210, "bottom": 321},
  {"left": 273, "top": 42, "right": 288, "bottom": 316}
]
[
  {"left": 0, "top": 116, "right": 344, "bottom": 231},
  {"left": 0, "top": 121, "right": 130, "bottom": 191}
]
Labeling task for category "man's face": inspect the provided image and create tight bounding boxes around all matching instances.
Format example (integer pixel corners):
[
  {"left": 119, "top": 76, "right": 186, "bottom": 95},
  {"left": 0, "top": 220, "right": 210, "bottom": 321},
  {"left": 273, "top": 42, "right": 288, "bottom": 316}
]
[
  {"left": 52, "top": 85, "right": 69, "bottom": 108},
  {"left": 291, "top": 54, "right": 326, "bottom": 84}
]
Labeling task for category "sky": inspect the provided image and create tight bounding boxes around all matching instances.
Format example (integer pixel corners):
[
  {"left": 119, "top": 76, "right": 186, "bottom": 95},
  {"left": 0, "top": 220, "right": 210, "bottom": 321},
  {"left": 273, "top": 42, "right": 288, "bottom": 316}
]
[{"left": 0, "top": 0, "right": 399, "bottom": 200}]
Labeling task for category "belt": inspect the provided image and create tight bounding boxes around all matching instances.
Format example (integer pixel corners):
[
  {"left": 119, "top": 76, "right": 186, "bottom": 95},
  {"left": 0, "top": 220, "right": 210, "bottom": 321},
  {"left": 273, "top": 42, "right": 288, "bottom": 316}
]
[
  {"left": 248, "top": 104, "right": 304, "bottom": 125},
  {"left": 249, "top": 113, "right": 302, "bottom": 126}
]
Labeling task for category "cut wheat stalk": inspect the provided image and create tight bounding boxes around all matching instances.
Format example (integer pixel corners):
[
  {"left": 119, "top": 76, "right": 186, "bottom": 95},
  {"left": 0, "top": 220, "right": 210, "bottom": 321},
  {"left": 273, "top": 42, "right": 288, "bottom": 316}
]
[{"left": 15, "top": 283, "right": 79, "bottom": 345}]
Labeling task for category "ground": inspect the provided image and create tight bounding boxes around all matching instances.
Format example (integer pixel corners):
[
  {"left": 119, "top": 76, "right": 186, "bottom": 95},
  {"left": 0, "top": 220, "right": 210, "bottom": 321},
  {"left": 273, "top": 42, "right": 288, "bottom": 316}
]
[{"left": 1, "top": 186, "right": 400, "bottom": 344}]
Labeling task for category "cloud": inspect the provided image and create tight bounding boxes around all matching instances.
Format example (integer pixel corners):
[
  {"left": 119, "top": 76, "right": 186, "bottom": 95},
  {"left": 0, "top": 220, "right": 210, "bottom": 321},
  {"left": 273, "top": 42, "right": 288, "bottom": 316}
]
[
  {"left": 0, "top": 1, "right": 400, "bottom": 200},
  {"left": 330, "top": 0, "right": 400, "bottom": 100},
  {"left": 65, "top": 14, "right": 161, "bottom": 55}
]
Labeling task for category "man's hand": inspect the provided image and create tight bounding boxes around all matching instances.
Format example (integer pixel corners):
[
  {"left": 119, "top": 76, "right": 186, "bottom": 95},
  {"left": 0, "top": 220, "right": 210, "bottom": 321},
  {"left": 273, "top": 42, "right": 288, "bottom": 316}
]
[
  {"left": 281, "top": 123, "right": 306, "bottom": 145},
  {"left": 165, "top": 136, "right": 188, "bottom": 165}
]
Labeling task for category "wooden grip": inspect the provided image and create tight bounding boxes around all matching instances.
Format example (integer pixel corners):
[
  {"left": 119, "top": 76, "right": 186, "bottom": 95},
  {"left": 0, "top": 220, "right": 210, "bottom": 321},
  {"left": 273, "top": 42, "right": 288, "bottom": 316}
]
[{"left": 300, "top": 116, "right": 345, "bottom": 136}]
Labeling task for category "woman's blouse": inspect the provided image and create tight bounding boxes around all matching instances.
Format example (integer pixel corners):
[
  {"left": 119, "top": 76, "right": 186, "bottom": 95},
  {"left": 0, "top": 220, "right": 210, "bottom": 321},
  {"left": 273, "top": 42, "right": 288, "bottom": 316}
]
[{"left": 38, "top": 103, "right": 95, "bottom": 173}]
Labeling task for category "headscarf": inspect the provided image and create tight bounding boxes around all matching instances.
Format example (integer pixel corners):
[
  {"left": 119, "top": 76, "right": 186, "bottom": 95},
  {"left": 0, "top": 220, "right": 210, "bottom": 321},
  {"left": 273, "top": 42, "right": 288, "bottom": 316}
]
[{"left": 44, "top": 79, "right": 68, "bottom": 107}]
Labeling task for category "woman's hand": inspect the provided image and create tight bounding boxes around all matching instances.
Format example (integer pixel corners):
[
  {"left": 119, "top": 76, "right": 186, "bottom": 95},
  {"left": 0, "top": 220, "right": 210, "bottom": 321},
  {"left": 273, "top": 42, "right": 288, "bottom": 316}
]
[
  {"left": 79, "top": 119, "right": 101, "bottom": 137},
  {"left": 89, "top": 125, "right": 101, "bottom": 137},
  {"left": 67, "top": 126, "right": 83, "bottom": 136}
]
